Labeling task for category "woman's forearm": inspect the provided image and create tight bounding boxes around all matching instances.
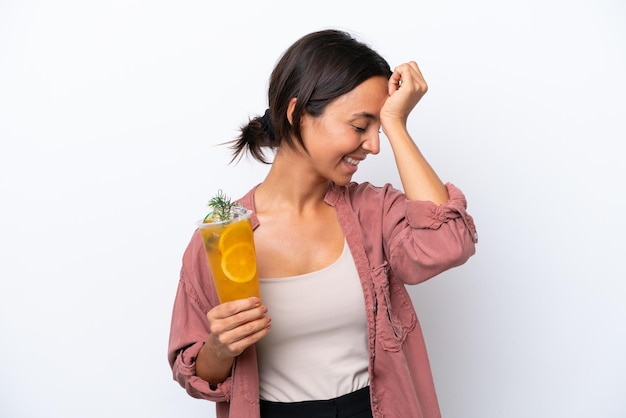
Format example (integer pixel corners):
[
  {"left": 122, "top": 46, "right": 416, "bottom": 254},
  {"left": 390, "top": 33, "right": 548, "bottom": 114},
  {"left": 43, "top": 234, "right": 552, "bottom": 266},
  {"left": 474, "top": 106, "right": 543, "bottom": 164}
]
[
  {"left": 195, "top": 338, "right": 235, "bottom": 388},
  {"left": 384, "top": 122, "right": 448, "bottom": 204}
]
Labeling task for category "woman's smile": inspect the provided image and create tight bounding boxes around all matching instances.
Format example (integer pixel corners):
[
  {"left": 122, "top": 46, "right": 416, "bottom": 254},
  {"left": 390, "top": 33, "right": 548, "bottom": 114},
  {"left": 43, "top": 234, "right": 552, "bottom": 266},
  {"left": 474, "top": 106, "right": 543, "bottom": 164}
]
[{"left": 342, "top": 156, "right": 363, "bottom": 174}]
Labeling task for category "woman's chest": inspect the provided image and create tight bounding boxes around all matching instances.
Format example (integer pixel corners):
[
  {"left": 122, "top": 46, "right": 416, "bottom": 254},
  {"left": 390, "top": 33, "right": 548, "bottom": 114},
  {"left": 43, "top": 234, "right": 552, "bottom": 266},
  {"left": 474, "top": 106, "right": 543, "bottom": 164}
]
[{"left": 253, "top": 211, "right": 345, "bottom": 279}]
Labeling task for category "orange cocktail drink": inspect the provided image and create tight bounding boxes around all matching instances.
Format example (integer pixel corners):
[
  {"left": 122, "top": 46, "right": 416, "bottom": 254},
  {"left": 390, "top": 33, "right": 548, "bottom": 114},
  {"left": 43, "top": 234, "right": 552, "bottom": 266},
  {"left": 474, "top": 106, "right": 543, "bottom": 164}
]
[{"left": 197, "top": 210, "right": 260, "bottom": 303}]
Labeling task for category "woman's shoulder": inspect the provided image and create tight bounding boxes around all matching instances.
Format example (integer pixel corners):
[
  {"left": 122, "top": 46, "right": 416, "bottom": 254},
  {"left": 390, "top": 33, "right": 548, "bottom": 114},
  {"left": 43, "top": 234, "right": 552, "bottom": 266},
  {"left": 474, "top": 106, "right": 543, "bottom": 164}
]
[
  {"left": 329, "top": 181, "right": 405, "bottom": 207},
  {"left": 346, "top": 181, "right": 402, "bottom": 199}
]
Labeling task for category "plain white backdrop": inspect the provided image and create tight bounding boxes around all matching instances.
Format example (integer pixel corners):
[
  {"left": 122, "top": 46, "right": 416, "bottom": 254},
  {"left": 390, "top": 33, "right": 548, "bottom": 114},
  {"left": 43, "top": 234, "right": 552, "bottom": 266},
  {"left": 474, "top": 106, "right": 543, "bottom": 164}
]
[{"left": 1, "top": 1, "right": 625, "bottom": 417}]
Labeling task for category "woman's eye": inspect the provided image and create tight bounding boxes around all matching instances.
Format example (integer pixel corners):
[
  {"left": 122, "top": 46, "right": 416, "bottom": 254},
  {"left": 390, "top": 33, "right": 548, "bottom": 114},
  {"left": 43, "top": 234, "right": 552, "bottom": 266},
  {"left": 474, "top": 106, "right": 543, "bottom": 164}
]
[{"left": 353, "top": 126, "right": 366, "bottom": 132}]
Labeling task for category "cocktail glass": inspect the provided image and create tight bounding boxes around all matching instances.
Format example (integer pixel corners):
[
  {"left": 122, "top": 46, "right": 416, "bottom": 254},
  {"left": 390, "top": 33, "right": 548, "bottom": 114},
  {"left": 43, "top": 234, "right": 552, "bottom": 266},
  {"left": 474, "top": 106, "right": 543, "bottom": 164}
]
[{"left": 197, "top": 210, "right": 260, "bottom": 303}]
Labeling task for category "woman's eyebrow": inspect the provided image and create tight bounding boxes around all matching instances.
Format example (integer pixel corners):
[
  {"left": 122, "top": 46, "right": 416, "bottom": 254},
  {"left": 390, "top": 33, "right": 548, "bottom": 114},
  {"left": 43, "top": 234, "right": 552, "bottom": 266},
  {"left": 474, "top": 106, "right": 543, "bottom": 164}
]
[{"left": 351, "top": 111, "right": 377, "bottom": 120}]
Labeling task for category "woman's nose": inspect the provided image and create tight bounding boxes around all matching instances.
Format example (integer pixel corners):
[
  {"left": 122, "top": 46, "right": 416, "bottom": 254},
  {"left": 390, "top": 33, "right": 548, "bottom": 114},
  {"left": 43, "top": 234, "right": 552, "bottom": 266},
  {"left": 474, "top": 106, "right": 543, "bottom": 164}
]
[{"left": 362, "top": 131, "right": 380, "bottom": 155}]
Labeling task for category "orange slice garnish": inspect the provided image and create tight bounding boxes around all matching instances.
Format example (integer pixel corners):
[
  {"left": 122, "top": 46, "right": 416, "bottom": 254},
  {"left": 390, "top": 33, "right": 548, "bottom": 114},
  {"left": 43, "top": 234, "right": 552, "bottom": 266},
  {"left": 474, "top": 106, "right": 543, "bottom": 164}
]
[
  {"left": 220, "top": 243, "right": 257, "bottom": 283},
  {"left": 218, "top": 221, "right": 253, "bottom": 252}
]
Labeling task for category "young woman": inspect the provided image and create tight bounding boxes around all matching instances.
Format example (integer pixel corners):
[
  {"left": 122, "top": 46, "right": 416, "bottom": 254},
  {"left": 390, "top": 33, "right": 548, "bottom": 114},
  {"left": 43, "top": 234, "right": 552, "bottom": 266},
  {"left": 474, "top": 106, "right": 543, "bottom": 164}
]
[{"left": 168, "top": 29, "right": 478, "bottom": 418}]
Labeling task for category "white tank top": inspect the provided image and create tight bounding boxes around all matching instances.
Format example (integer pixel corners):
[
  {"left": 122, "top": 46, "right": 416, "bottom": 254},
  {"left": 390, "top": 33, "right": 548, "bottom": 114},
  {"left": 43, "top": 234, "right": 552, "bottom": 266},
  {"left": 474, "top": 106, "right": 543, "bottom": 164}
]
[{"left": 256, "top": 240, "right": 370, "bottom": 402}]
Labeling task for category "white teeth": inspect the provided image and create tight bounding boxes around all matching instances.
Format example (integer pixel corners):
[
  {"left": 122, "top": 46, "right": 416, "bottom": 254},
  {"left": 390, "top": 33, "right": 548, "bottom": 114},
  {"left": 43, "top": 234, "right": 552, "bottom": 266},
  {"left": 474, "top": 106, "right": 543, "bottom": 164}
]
[{"left": 344, "top": 157, "right": 360, "bottom": 165}]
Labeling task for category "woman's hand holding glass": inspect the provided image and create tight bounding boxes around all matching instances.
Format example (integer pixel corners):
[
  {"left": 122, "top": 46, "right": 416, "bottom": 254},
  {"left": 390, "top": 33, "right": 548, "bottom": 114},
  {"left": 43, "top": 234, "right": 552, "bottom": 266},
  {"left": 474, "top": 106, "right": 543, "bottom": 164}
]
[{"left": 196, "top": 297, "right": 271, "bottom": 386}]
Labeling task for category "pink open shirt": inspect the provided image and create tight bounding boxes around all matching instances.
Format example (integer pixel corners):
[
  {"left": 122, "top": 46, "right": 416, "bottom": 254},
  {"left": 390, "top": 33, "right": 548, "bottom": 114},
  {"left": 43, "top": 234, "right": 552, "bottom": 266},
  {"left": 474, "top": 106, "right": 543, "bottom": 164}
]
[{"left": 168, "top": 182, "right": 478, "bottom": 418}]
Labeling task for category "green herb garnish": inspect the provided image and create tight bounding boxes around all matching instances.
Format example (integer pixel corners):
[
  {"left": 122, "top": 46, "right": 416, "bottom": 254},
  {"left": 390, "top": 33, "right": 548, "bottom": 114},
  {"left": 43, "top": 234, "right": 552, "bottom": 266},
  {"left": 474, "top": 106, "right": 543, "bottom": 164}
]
[{"left": 204, "top": 189, "right": 237, "bottom": 222}]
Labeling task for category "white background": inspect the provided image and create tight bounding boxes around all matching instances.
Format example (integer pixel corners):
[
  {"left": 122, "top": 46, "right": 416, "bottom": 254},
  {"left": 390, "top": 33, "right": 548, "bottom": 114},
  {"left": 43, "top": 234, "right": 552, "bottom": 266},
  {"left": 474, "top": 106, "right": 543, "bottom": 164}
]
[{"left": 1, "top": 1, "right": 625, "bottom": 417}]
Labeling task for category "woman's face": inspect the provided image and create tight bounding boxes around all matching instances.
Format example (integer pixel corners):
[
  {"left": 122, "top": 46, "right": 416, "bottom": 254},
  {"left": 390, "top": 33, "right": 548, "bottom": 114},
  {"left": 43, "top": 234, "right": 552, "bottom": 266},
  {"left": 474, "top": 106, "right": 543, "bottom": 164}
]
[{"left": 298, "top": 76, "right": 388, "bottom": 186}]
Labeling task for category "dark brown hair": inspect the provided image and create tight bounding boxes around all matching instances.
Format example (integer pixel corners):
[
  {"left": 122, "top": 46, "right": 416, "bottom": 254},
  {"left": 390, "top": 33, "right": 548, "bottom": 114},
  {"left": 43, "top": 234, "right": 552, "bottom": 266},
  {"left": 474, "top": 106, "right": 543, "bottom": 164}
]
[{"left": 229, "top": 29, "right": 392, "bottom": 164}]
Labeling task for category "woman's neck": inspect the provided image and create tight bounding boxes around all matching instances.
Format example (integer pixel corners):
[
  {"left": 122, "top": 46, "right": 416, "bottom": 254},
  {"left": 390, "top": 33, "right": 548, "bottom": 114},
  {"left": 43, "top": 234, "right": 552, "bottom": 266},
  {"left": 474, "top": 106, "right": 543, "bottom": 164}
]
[{"left": 254, "top": 149, "right": 331, "bottom": 216}]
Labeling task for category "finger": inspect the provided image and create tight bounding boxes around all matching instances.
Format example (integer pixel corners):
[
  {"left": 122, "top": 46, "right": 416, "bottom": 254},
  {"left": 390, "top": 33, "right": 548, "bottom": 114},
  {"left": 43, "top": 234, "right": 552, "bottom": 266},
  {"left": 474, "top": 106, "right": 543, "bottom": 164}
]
[
  {"left": 209, "top": 304, "right": 268, "bottom": 335},
  {"left": 230, "top": 315, "right": 271, "bottom": 344},
  {"left": 400, "top": 62, "right": 425, "bottom": 82},
  {"left": 406, "top": 61, "right": 427, "bottom": 91},
  {"left": 388, "top": 70, "right": 402, "bottom": 95},
  {"left": 406, "top": 61, "right": 421, "bottom": 76},
  {"left": 389, "top": 62, "right": 418, "bottom": 92},
  {"left": 221, "top": 321, "right": 272, "bottom": 356},
  {"left": 210, "top": 297, "right": 261, "bottom": 320},
  {"left": 211, "top": 315, "right": 271, "bottom": 356}
]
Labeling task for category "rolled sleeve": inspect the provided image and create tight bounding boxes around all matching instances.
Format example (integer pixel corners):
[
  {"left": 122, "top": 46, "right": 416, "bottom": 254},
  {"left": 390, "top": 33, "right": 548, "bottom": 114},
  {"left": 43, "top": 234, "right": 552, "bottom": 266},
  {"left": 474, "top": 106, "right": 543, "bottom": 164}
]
[
  {"left": 388, "top": 183, "right": 478, "bottom": 284},
  {"left": 405, "top": 183, "right": 478, "bottom": 242},
  {"left": 171, "top": 340, "right": 233, "bottom": 402},
  {"left": 167, "top": 231, "right": 232, "bottom": 402}
]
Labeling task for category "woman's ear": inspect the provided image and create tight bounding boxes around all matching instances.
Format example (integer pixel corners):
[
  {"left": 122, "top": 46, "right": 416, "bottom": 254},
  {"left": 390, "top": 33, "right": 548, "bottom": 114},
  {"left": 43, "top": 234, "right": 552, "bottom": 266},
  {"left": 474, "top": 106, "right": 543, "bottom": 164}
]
[{"left": 286, "top": 97, "right": 297, "bottom": 126}]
